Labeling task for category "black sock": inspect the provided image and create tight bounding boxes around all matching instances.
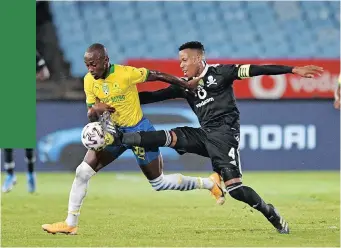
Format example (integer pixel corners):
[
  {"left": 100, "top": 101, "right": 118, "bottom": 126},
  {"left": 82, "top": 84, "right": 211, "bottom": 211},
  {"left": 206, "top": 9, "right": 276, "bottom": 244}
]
[
  {"left": 229, "top": 185, "right": 272, "bottom": 218},
  {"left": 25, "top": 149, "right": 35, "bottom": 173},
  {"left": 122, "top": 130, "right": 172, "bottom": 148}
]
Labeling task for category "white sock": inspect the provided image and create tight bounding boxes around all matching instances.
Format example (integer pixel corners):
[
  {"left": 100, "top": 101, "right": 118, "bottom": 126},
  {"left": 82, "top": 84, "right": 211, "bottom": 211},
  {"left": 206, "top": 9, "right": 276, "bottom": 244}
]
[
  {"left": 65, "top": 162, "right": 96, "bottom": 227},
  {"left": 149, "top": 173, "right": 214, "bottom": 191}
]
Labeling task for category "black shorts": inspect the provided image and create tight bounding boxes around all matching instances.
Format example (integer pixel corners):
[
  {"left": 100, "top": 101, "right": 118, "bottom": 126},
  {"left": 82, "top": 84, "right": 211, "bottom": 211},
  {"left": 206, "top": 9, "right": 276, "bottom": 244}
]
[{"left": 172, "top": 124, "right": 242, "bottom": 178}]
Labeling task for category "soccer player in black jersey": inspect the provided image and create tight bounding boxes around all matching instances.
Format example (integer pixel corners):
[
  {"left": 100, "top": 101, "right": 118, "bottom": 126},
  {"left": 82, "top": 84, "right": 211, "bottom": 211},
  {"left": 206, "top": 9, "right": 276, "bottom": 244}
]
[{"left": 100, "top": 41, "right": 323, "bottom": 234}]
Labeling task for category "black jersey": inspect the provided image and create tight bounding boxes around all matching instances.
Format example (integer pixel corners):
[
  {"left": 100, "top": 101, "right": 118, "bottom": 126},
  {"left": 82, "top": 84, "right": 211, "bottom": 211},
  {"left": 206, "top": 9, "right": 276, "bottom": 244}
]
[{"left": 139, "top": 63, "right": 250, "bottom": 128}]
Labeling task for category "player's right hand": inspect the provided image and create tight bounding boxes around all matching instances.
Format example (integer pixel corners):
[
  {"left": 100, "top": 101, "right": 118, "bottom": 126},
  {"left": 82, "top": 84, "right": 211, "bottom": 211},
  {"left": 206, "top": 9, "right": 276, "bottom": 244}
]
[{"left": 92, "top": 103, "right": 115, "bottom": 115}]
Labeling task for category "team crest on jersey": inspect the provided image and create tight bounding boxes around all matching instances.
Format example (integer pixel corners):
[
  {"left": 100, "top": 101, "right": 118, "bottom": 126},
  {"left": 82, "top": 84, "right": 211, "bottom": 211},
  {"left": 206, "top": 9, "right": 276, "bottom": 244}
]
[
  {"left": 102, "top": 83, "right": 110, "bottom": 95},
  {"left": 206, "top": 76, "right": 217, "bottom": 87}
]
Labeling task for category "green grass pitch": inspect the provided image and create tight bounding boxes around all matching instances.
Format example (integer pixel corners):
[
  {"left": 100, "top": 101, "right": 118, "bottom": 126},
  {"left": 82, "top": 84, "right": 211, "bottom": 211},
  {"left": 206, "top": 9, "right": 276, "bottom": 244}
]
[{"left": 1, "top": 171, "right": 340, "bottom": 247}]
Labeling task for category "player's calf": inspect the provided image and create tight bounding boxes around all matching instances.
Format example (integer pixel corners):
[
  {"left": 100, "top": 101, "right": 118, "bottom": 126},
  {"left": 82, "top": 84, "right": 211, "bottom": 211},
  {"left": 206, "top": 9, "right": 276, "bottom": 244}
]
[
  {"left": 148, "top": 172, "right": 225, "bottom": 204},
  {"left": 25, "top": 149, "right": 36, "bottom": 193},
  {"left": 222, "top": 168, "right": 289, "bottom": 234},
  {"left": 149, "top": 173, "right": 213, "bottom": 191},
  {"left": 65, "top": 162, "right": 96, "bottom": 227},
  {"left": 122, "top": 130, "right": 174, "bottom": 148},
  {"left": 2, "top": 159, "right": 16, "bottom": 193}
]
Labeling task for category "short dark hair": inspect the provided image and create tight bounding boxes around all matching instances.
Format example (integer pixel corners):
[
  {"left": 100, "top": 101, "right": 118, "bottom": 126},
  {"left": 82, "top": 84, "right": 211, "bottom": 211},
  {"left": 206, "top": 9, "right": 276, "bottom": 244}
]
[
  {"left": 178, "top": 41, "right": 205, "bottom": 53},
  {"left": 86, "top": 43, "right": 108, "bottom": 58}
]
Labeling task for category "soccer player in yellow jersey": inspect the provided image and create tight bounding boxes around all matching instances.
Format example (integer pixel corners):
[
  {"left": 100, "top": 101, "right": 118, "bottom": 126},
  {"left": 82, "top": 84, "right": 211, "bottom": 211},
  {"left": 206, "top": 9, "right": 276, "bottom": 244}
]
[
  {"left": 334, "top": 75, "right": 341, "bottom": 109},
  {"left": 42, "top": 43, "right": 224, "bottom": 235}
]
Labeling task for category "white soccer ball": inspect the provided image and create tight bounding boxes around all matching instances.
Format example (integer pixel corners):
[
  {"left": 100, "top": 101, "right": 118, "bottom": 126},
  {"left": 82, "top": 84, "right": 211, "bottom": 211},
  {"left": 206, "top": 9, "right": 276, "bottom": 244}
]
[{"left": 81, "top": 122, "right": 106, "bottom": 151}]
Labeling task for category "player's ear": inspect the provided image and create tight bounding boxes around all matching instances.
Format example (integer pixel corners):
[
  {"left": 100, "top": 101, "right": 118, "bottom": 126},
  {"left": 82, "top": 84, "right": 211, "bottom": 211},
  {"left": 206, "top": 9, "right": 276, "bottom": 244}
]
[{"left": 104, "top": 56, "right": 109, "bottom": 64}]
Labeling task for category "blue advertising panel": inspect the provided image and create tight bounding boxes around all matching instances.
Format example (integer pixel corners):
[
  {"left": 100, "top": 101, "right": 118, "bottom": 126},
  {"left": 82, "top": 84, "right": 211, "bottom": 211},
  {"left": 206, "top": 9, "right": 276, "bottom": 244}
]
[{"left": 3, "top": 101, "right": 339, "bottom": 172}]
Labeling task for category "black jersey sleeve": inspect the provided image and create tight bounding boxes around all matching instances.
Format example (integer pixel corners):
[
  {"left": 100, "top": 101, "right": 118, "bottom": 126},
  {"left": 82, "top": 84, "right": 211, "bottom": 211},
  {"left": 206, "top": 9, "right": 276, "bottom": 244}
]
[
  {"left": 219, "top": 64, "right": 294, "bottom": 82},
  {"left": 138, "top": 85, "right": 185, "bottom": 105}
]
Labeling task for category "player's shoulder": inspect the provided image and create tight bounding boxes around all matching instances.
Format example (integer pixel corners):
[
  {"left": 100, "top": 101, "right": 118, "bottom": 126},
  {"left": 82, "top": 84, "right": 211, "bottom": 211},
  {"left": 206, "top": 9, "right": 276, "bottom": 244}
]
[
  {"left": 208, "top": 63, "right": 238, "bottom": 75},
  {"left": 84, "top": 72, "right": 94, "bottom": 85},
  {"left": 210, "top": 63, "right": 236, "bottom": 69},
  {"left": 113, "top": 64, "right": 140, "bottom": 75},
  {"left": 113, "top": 64, "right": 126, "bottom": 71},
  {"left": 115, "top": 64, "right": 138, "bottom": 72}
]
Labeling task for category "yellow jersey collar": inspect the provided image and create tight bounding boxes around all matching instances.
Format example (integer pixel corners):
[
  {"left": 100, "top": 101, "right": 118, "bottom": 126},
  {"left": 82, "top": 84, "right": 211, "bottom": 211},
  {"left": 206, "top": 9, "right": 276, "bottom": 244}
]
[{"left": 104, "top": 64, "right": 115, "bottom": 78}]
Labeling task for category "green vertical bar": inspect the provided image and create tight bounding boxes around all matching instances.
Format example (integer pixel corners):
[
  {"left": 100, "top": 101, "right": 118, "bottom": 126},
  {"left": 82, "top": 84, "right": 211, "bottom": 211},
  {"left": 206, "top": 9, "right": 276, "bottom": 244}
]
[{"left": 0, "top": 1, "right": 35, "bottom": 148}]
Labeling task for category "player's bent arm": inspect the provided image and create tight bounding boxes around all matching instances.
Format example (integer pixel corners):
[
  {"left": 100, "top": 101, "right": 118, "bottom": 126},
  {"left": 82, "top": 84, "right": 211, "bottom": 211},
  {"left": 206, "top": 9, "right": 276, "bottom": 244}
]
[
  {"left": 146, "top": 70, "right": 191, "bottom": 89},
  {"left": 139, "top": 86, "right": 183, "bottom": 104}
]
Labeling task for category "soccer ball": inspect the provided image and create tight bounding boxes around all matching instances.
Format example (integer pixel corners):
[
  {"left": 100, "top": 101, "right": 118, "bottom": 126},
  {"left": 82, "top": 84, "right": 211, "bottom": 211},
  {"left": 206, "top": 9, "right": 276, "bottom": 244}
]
[{"left": 81, "top": 122, "right": 106, "bottom": 151}]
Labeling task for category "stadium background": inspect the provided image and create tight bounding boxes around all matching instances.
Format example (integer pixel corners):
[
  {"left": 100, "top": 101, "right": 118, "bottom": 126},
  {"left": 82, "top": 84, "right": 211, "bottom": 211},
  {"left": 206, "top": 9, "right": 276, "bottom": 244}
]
[{"left": 12, "top": 1, "right": 341, "bottom": 172}]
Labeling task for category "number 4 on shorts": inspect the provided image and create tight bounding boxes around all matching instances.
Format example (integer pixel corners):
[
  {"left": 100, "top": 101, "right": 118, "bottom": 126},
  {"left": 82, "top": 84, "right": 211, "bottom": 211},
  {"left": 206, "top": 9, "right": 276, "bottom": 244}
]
[
  {"left": 228, "top": 147, "right": 237, "bottom": 166},
  {"left": 228, "top": 147, "right": 235, "bottom": 160}
]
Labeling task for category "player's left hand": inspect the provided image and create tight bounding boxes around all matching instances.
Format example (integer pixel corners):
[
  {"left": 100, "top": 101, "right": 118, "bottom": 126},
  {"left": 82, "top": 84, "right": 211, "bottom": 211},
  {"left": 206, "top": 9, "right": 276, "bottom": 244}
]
[{"left": 292, "top": 65, "right": 324, "bottom": 78}]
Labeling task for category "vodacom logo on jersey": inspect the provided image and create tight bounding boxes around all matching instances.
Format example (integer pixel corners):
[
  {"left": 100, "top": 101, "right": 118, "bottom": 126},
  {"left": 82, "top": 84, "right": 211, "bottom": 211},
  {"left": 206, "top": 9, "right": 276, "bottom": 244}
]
[{"left": 246, "top": 72, "right": 339, "bottom": 99}]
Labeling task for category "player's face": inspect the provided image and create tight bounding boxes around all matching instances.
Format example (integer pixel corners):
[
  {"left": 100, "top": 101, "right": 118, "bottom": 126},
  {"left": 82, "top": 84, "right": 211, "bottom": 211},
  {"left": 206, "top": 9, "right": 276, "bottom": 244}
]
[
  {"left": 179, "top": 49, "right": 202, "bottom": 78},
  {"left": 84, "top": 52, "right": 108, "bottom": 80}
]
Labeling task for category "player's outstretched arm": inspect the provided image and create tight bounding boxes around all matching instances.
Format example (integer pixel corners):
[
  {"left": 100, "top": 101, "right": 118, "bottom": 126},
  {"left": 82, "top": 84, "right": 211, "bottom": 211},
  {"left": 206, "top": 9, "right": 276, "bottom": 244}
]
[
  {"left": 235, "top": 64, "right": 323, "bottom": 79},
  {"left": 139, "top": 86, "right": 184, "bottom": 105},
  {"left": 147, "top": 70, "right": 201, "bottom": 90}
]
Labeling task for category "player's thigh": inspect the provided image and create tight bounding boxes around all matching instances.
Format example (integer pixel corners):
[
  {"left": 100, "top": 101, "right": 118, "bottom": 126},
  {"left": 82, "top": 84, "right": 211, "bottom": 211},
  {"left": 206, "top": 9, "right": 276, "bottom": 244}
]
[
  {"left": 4, "top": 148, "right": 13, "bottom": 162},
  {"left": 84, "top": 145, "right": 126, "bottom": 172},
  {"left": 25, "top": 148, "right": 34, "bottom": 157},
  {"left": 171, "top": 126, "right": 209, "bottom": 157},
  {"left": 206, "top": 127, "right": 242, "bottom": 180},
  {"left": 128, "top": 118, "right": 163, "bottom": 180}
]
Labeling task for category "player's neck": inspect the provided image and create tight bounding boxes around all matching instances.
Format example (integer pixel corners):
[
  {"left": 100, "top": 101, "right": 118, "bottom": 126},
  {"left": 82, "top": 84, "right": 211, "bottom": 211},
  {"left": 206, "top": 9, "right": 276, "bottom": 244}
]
[
  {"left": 101, "top": 63, "right": 112, "bottom": 79},
  {"left": 196, "top": 61, "right": 208, "bottom": 78}
]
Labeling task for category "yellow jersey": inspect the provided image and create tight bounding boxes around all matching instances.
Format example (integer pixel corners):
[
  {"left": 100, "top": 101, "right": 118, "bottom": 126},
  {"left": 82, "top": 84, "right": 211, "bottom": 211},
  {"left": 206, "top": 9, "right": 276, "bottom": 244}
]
[{"left": 84, "top": 64, "right": 149, "bottom": 127}]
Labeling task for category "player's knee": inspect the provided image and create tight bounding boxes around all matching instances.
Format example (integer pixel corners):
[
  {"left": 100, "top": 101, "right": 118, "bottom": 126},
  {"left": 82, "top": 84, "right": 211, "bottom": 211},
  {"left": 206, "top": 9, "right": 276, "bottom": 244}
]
[
  {"left": 75, "top": 162, "right": 96, "bottom": 181},
  {"left": 221, "top": 167, "right": 241, "bottom": 182},
  {"left": 171, "top": 129, "right": 188, "bottom": 149}
]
